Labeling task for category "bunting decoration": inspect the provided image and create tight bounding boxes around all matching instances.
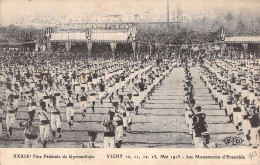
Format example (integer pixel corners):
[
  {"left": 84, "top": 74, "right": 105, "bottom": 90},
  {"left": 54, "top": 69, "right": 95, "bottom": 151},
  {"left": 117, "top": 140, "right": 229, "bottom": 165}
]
[
  {"left": 110, "top": 42, "right": 117, "bottom": 55},
  {"left": 242, "top": 43, "right": 248, "bottom": 51}
]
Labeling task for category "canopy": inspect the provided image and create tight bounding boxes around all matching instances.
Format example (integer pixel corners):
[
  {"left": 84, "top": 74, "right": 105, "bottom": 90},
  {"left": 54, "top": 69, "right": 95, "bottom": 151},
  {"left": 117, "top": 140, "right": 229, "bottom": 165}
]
[{"left": 224, "top": 36, "right": 260, "bottom": 43}]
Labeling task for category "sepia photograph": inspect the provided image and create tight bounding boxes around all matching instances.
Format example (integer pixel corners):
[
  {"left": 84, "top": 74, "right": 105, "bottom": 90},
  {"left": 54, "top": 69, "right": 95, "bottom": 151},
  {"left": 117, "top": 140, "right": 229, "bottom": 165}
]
[{"left": 0, "top": 0, "right": 259, "bottom": 152}]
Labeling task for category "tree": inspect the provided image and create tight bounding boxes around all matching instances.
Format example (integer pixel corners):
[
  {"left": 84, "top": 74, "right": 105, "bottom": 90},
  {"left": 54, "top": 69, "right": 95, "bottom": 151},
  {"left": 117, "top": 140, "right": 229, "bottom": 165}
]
[{"left": 225, "top": 12, "right": 233, "bottom": 22}]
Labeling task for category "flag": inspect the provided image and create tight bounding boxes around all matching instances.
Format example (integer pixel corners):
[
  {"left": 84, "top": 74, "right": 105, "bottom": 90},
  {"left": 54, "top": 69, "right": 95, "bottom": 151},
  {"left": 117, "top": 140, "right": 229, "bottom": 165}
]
[{"left": 220, "top": 26, "right": 225, "bottom": 41}]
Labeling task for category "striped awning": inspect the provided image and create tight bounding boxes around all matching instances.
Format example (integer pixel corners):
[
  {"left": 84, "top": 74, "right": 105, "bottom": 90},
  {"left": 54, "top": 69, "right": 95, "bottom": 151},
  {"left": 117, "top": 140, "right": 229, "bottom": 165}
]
[
  {"left": 49, "top": 31, "right": 130, "bottom": 42},
  {"left": 224, "top": 36, "right": 260, "bottom": 43},
  {"left": 50, "top": 32, "right": 86, "bottom": 41}
]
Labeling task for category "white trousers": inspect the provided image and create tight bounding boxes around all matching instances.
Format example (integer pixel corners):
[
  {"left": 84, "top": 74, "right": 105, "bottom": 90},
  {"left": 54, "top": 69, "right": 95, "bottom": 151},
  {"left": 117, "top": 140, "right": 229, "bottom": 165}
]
[
  {"left": 104, "top": 136, "right": 115, "bottom": 148},
  {"left": 40, "top": 124, "right": 50, "bottom": 142},
  {"left": 50, "top": 114, "right": 61, "bottom": 131}
]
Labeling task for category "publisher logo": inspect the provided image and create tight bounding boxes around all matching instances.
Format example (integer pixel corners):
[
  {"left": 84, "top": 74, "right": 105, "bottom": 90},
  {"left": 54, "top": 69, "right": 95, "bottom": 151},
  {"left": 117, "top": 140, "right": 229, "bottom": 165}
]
[{"left": 223, "top": 136, "right": 244, "bottom": 145}]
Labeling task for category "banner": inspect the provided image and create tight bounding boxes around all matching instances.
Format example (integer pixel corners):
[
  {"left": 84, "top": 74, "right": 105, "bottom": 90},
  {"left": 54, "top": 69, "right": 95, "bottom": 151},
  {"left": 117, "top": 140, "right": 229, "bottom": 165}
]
[
  {"left": 87, "top": 43, "right": 93, "bottom": 54},
  {"left": 65, "top": 42, "right": 72, "bottom": 52},
  {"left": 35, "top": 43, "right": 39, "bottom": 52},
  {"left": 47, "top": 42, "right": 52, "bottom": 51},
  {"left": 42, "top": 44, "right": 46, "bottom": 52},
  {"left": 66, "top": 42, "right": 69, "bottom": 52},
  {"left": 221, "top": 44, "right": 226, "bottom": 50},
  {"left": 92, "top": 32, "right": 128, "bottom": 41},
  {"left": 110, "top": 42, "right": 117, "bottom": 55}
]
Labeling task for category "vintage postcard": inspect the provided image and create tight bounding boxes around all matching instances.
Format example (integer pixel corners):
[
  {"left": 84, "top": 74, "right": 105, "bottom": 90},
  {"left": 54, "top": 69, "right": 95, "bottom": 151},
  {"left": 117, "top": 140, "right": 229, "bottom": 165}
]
[{"left": 0, "top": 0, "right": 259, "bottom": 164}]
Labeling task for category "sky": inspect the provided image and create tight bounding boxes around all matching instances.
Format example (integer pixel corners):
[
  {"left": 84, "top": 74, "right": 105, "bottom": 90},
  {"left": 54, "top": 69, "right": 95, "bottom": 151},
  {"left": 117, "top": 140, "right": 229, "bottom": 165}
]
[{"left": 0, "top": 0, "right": 260, "bottom": 26}]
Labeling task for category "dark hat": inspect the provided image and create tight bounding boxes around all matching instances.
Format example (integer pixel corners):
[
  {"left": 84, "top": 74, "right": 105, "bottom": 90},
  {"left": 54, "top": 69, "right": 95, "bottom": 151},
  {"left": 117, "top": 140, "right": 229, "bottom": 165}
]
[
  {"left": 108, "top": 109, "right": 115, "bottom": 115},
  {"left": 40, "top": 101, "right": 46, "bottom": 107},
  {"left": 234, "top": 93, "right": 241, "bottom": 98},
  {"left": 195, "top": 106, "right": 201, "bottom": 112},
  {"left": 28, "top": 110, "right": 36, "bottom": 118},
  {"left": 250, "top": 105, "right": 256, "bottom": 110}
]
